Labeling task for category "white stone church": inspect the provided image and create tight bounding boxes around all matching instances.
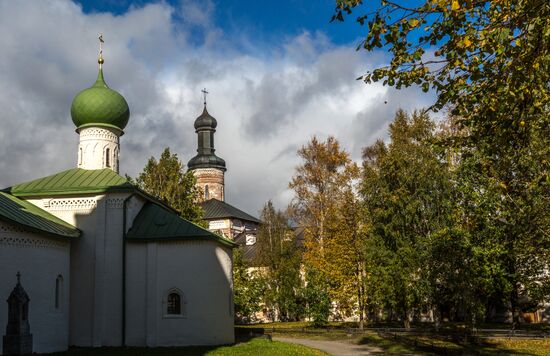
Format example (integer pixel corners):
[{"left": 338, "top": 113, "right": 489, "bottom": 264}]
[{"left": 0, "top": 51, "right": 236, "bottom": 354}]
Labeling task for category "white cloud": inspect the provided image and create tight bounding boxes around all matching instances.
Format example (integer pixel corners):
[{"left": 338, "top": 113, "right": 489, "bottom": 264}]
[{"left": 0, "top": 0, "right": 435, "bottom": 216}]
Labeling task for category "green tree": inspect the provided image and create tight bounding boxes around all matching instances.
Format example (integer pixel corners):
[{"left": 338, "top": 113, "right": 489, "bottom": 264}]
[
  {"left": 361, "top": 110, "right": 454, "bottom": 328},
  {"left": 303, "top": 267, "right": 331, "bottom": 327},
  {"left": 446, "top": 123, "right": 550, "bottom": 327},
  {"left": 255, "top": 201, "right": 304, "bottom": 321},
  {"left": 134, "top": 147, "right": 205, "bottom": 226},
  {"left": 233, "top": 248, "right": 265, "bottom": 323},
  {"left": 441, "top": 147, "right": 511, "bottom": 326},
  {"left": 335, "top": 0, "right": 550, "bottom": 326}
]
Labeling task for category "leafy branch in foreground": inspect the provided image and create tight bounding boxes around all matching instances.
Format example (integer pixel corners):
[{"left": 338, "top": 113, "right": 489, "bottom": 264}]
[{"left": 333, "top": 0, "right": 549, "bottom": 146}]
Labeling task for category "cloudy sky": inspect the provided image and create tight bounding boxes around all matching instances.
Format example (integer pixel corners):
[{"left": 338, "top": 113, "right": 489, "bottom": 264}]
[{"left": 0, "top": 0, "right": 434, "bottom": 216}]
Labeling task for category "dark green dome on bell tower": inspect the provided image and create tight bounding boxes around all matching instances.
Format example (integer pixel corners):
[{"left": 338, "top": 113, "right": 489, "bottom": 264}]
[{"left": 188, "top": 104, "right": 226, "bottom": 171}]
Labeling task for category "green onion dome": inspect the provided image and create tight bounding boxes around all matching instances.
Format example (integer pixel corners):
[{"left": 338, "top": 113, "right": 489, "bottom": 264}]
[{"left": 71, "top": 68, "right": 130, "bottom": 131}]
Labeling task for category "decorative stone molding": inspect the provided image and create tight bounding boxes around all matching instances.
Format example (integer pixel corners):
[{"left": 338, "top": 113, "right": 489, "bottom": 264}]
[
  {"left": 0, "top": 236, "right": 69, "bottom": 250},
  {"left": 106, "top": 198, "right": 125, "bottom": 209},
  {"left": 79, "top": 128, "right": 120, "bottom": 142},
  {"left": 47, "top": 198, "right": 97, "bottom": 211},
  {"left": 0, "top": 224, "right": 26, "bottom": 234}
]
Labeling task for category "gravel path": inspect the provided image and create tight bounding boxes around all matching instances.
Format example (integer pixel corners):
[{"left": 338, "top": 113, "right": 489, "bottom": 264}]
[{"left": 274, "top": 337, "right": 386, "bottom": 355}]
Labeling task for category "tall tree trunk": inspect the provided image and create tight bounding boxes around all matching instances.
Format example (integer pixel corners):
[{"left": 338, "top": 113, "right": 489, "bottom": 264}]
[
  {"left": 404, "top": 312, "right": 411, "bottom": 329},
  {"left": 510, "top": 283, "right": 521, "bottom": 329},
  {"left": 403, "top": 299, "right": 411, "bottom": 329},
  {"left": 433, "top": 306, "right": 441, "bottom": 332}
]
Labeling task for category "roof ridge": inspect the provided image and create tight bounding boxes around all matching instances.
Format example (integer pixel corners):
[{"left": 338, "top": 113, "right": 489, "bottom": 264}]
[
  {"left": 7, "top": 168, "right": 131, "bottom": 197},
  {"left": 202, "top": 198, "right": 260, "bottom": 223}
]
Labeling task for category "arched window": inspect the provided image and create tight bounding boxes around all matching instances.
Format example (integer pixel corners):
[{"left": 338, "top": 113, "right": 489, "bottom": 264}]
[
  {"left": 205, "top": 185, "right": 209, "bottom": 200},
  {"left": 105, "top": 148, "right": 111, "bottom": 167},
  {"left": 167, "top": 292, "right": 181, "bottom": 315},
  {"left": 55, "top": 275, "right": 63, "bottom": 309},
  {"left": 164, "top": 289, "right": 187, "bottom": 318},
  {"left": 78, "top": 147, "right": 82, "bottom": 165},
  {"left": 114, "top": 147, "right": 119, "bottom": 171}
]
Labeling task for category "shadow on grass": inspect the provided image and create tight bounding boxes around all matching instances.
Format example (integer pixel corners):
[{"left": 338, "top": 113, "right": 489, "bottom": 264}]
[
  {"left": 357, "top": 333, "right": 539, "bottom": 355},
  {"left": 234, "top": 325, "right": 272, "bottom": 343},
  {"left": 49, "top": 337, "right": 324, "bottom": 356},
  {"left": 50, "top": 334, "right": 275, "bottom": 356},
  {"left": 50, "top": 345, "right": 220, "bottom": 356}
]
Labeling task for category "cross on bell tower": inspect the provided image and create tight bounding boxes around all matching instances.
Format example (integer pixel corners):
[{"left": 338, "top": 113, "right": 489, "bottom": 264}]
[{"left": 201, "top": 88, "right": 209, "bottom": 106}]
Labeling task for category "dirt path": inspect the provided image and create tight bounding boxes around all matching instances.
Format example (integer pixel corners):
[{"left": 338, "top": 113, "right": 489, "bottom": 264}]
[{"left": 274, "top": 336, "right": 387, "bottom": 355}]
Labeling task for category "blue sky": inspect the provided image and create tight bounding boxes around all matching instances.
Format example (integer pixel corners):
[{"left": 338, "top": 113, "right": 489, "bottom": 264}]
[
  {"left": 0, "top": 0, "right": 433, "bottom": 214},
  {"left": 75, "top": 0, "right": 368, "bottom": 46}
]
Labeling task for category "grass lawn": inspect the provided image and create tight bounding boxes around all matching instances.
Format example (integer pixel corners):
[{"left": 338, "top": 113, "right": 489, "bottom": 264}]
[
  {"left": 357, "top": 333, "right": 550, "bottom": 355},
  {"left": 50, "top": 338, "right": 327, "bottom": 355},
  {"left": 237, "top": 323, "right": 550, "bottom": 355}
]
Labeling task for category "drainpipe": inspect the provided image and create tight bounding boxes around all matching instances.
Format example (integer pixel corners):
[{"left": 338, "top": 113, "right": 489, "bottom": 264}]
[{"left": 122, "top": 193, "right": 136, "bottom": 347}]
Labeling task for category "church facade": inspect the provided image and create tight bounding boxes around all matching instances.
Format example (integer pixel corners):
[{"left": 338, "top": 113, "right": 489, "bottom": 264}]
[{"left": 0, "top": 52, "right": 235, "bottom": 354}]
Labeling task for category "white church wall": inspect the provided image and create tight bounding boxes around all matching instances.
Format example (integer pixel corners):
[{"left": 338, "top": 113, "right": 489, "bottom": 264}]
[
  {"left": 28, "top": 193, "right": 141, "bottom": 347},
  {"left": 125, "top": 243, "right": 148, "bottom": 346},
  {"left": 126, "top": 240, "right": 234, "bottom": 346},
  {"left": 28, "top": 195, "right": 101, "bottom": 346},
  {"left": 0, "top": 221, "right": 71, "bottom": 354}
]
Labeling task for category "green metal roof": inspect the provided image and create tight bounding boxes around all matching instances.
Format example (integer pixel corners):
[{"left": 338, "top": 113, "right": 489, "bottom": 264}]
[
  {"left": 71, "top": 67, "right": 130, "bottom": 131},
  {"left": 6, "top": 168, "right": 134, "bottom": 197},
  {"left": 0, "top": 192, "right": 80, "bottom": 238},
  {"left": 127, "top": 202, "right": 236, "bottom": 248},
  {"left": 202, "top": 199, "right": 260, "bottom": 224}
]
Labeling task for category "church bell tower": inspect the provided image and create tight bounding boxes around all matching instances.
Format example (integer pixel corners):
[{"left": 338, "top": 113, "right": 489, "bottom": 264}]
[
  {"left": 187, "top": 90, "right": 226, "bottom": 201},
  {"left": 70, "top": 35, "right": 130, "bottom": 173}
]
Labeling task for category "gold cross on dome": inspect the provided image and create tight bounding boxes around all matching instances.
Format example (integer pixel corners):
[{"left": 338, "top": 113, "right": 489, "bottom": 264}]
[{"left": 98, "top": 33, "right": 105, "bottom": 66}]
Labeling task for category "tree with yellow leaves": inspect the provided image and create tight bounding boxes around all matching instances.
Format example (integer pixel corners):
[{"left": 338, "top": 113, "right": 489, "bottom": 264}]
[{"left": 289, "top": 136, "right": 366, "bottom": 325}]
